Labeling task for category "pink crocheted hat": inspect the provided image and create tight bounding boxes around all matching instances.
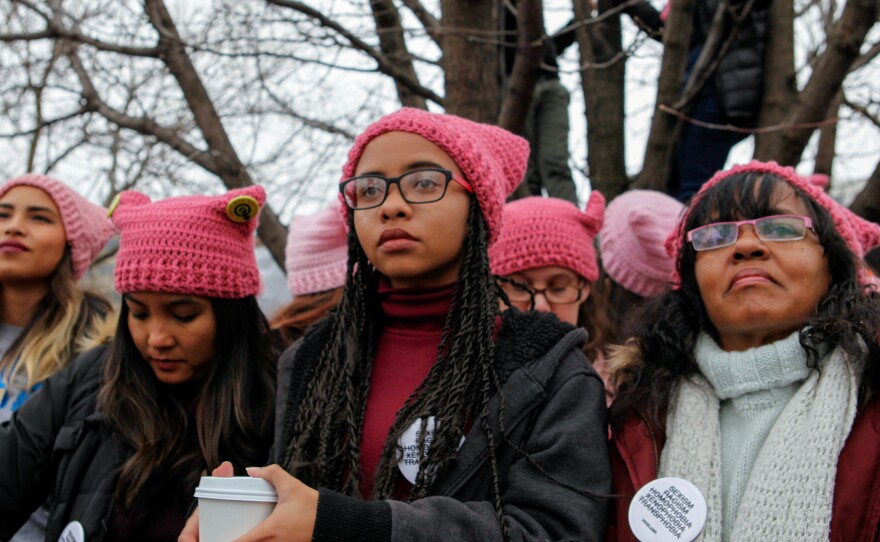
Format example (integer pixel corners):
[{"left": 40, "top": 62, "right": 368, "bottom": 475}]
[
  {"left": 489, "top": 193, "right": 605, "bottom": 282},
  {"left": 339, "top": 108, "right": 529, "bottom": 247},
  {"left": 667, "top": 161, "right": 880, "bottom": 287},
  {"left": 600, "top": 190, "right": 684, "bottom": 297},
  {"left": 110, "top": 185, "right": 265, "bottom": 298},
  {"left": 286, "top": 207, "right": 349, "bottom": 296},
  {"left": 0, "top": 174, "right": 117, "bottom": 280}
]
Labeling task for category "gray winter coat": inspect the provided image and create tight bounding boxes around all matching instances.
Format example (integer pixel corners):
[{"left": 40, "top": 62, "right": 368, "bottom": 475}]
[{"left": 274, "top": 309, "right": 612, "bottom": 542}]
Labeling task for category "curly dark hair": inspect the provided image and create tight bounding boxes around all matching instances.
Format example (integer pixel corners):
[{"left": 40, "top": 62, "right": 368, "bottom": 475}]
[{"left": 610, "top": 172, "right": 880, "bottom": 432}]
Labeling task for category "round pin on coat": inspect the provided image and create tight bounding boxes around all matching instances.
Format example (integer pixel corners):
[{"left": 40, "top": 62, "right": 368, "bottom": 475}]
[
  {"left": 628, "top": 477, "right": 707, "bottom": 542},
  {"left": 398, "top": 417, "right": 436, "bottom": 485},
  {"left": 397, "top": 417, "right": 465, "bottom": 485},
  {"left": 225, "top": 195, "right": 260, "bottom": 223}
]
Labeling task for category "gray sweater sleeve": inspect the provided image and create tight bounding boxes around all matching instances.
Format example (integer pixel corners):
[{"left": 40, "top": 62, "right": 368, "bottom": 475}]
[{"left": 310, "top": 364, "right": 611, "bottom": 542}]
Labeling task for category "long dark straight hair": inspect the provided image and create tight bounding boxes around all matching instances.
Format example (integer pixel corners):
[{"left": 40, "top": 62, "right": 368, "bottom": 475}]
[
  {"left": 281, "top": 198, "right": 506, "bottom": 504},
  {"left": 98, "top": 295, "right": 279, "bottom": 511},
  {"left": 610, "top": 173, "right": 880, "bottom": 431}
]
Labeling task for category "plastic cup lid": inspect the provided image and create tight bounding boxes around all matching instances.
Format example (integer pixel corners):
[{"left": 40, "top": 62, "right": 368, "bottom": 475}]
[{"left": 194, "top": 476, "right": 279, "bottom": 503}]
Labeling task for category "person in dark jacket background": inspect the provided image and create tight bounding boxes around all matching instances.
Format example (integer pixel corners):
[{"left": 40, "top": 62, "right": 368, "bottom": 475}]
[
  {"left": 558, "top": 0, "right": 770, "bottom": 200},
  {"left": 0, "top": 185, "right": 278, "bottom": 541}
]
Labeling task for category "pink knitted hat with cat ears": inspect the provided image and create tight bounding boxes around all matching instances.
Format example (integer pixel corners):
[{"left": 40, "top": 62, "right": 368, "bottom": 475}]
[
  {"left": 666, "top": 161, "right": 880, "bottom": 287},
  {"left": 489, "top": 193, "right": 605, "bottom": 282},
  {"left": 0, "top": 174, "right": 117, "bottom": 281},
  {"left": 339, "top": 108, "right": 530, "bottom": 247},
  {"left": 110, "top": 185, "right": 265, "bottom": 298},
  {"left": 286, "top": 206, "right": 349, "bottom": 296}
]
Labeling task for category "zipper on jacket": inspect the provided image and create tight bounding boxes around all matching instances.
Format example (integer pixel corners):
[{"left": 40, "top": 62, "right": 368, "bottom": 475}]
[{"left": 638, "top": 411, "right": 660, "bottom": 476}]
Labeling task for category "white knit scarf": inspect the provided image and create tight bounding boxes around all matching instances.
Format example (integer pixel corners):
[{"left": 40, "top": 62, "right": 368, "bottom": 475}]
[{"left": 658, "top": 342, "right": 859, "bottom": 541}]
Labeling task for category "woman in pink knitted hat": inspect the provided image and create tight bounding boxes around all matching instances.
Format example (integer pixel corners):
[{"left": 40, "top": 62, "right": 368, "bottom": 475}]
[
  {"left": 270, "top": 207, "right": 348, "bottom": 345},
  {"left": 182, "top": 108, "right": 611, "bottom": 542},
  {"left": 598, "top": 189, "right": 684, "bottom": 344},
  {"left": 0, "top": 175, "right": 117, "bottom": 424},
  {"left": 489, "top": 193, "right": 612, "bottom": 367},
  {"left": 605, "top": 161, "right": 880, "bottom": 541},
  {"left": 0, "top": 185, "right": 280, "bottom": 541}
]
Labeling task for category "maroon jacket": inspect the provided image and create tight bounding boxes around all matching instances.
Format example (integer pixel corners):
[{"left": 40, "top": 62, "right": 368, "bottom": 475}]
[{"left": 607, "top": 397, "right": 880, "bottom": 541}]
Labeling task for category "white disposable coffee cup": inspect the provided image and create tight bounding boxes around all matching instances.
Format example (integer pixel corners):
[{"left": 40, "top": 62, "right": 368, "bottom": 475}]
[{"left": 194, "top": 476, "right": 278, "bottom": 542}]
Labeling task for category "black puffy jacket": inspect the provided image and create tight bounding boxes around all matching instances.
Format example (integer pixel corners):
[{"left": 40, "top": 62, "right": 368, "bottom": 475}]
[
  {"left": 0, "top": 347, "right": 128, "bottom": 541},
  {"left": 693, "top": 0, "right": 772, "bottom": 122}
]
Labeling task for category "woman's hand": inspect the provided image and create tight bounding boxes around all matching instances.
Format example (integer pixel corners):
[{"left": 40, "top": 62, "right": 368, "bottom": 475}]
[
  {"left": 232, "top": 465, "right": 319, "bottom": 542},
  {"left": 178, "top": 461, "right": 235, "bottom": 542}
]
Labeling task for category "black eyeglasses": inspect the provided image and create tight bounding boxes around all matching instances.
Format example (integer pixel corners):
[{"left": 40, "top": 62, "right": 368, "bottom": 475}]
[
  {"left": 497, "top": 278, "right": 586, "bottom": 305},
  {"left": 339, "top": 168, "right": 474, "bottom": 210}
]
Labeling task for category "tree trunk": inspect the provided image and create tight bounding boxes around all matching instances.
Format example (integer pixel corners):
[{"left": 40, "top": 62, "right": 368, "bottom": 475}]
[
  {"left": 850, "top": 159, "right": 880, "bottom": 224},
  {"left": 634, "top": 0, "right": 698, "bottom": 190},
  {"left": 754, "top": 0, "right": 796, "bottom": 153},
  {"left": 813, "top": 93, "right": 841, "bottom": 177},
  {"left": 496, "top": 0, "right": 543, "bottom": 134},
  {"left": 574, "top": 0, "right": 628, "bottom": 199},
  {"left": 498, "top": 0, "right": 544, "bottom": 201},
  {"left": 754, "top": 0, "right": 878, "bottom": 165},
  {"left": 144, "top": 0, "right": 288, "bottom": 268},
  {"left": 370, "top": 0, "right": 428, "bottom": 109},
  {"left": 440, "top": 0, "right": 501, "bottom": 122}
]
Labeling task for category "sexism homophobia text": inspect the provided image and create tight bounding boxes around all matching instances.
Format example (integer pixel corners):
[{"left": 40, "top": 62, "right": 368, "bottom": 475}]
[{"left": 637, "top": 485, "right": 696, "bottom": 539}]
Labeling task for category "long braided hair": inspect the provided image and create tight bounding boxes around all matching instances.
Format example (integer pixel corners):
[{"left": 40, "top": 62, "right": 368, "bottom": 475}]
[{"left": 281, "top": 198, "right": 506, "bottom": 507}]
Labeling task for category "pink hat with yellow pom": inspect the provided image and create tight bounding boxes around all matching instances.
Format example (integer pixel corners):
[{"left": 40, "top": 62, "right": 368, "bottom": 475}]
[{"left": 110, "top": 185, "right": 265, "bottom": 298}]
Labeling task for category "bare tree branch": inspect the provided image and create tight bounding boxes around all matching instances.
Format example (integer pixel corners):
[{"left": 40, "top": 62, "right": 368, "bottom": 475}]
[
  {"left": 497, "top": 0, "right": 544, "bottom": 134},
  {"left": 755, "top": 0, "right": 879, "bottom": 164},
  {"left": 266, "top": 0, "right": 443, "bottom": 105},
  {"left": 635, "top": 0, "right": 698, "bottom": 189},
  {"left": 369, "top": 0, "right": 428, "bottom": 109},
  {"left": 842, "top": 95, "right": 880, "bottom": 129},
  {"left": 143, "top": 0, "right": 289, "bottom": 267},
  {"left": 400, "top": 0, "right": 440, "bottom": 44}
]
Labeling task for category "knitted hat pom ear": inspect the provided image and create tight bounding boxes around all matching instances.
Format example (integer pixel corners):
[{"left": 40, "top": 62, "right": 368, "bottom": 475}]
[{"left": 581, "top": 191, "right": 606, "bottom": 235}]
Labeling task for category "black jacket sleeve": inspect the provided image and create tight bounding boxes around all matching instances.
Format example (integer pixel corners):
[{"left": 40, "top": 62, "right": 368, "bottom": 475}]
[{"left": 0, "top": 348, "right": 104, "bottom": 537}]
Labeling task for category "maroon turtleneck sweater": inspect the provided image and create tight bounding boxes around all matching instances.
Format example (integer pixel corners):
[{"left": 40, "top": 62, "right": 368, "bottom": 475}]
[{"left": 358, "top": 280, "right": 454, "bottom": 498}]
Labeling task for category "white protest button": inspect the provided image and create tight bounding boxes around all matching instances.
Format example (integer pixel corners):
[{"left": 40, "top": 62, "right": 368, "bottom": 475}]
[
  {"left": 398, "top": 416, "right": 436, "bottom": 484},
  {"left": 58, "top": 521, "right": 85, "bottom": 542},
  {"left": 628, "top": 477, "right": 707, "bottom": 542}
]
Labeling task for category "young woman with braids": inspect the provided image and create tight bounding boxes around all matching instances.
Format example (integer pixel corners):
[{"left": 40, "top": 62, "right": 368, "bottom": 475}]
[
  {"left": 181, "top": 108, "right": 611, "bottom": 541},
  {"left": 0, "top": 186, "right": 278, "bottom": 541},
  {"left": 606, "top": 161, "right": 880, "bottom": 541}
]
